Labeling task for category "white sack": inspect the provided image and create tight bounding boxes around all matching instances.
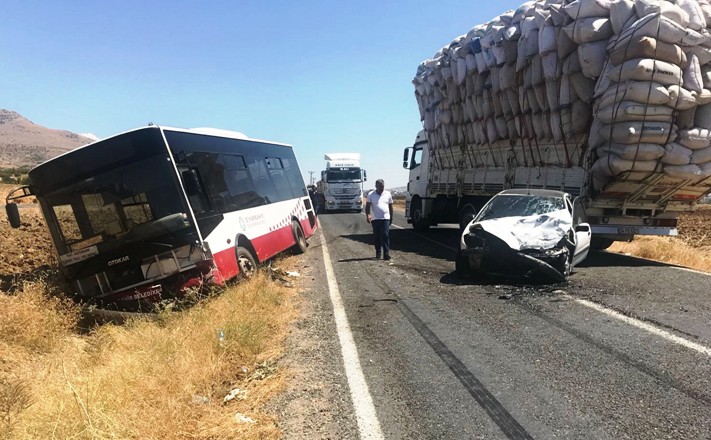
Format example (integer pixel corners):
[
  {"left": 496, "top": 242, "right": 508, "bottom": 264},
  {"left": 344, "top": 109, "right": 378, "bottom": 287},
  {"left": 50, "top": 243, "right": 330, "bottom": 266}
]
[
  {"left": 661, "top": 142, "right": 693, "bottom": 165},
  {"left": 578, "top": 41, "right": 608, "bottom": 79},
  {"left": 667, "top": 85, "right": 698, "bottom": 110},
  {"left": 677, "top": 0, "right": 707, "bottom": 30},
  {"left": 596, "top": 81, "right": 670, "bottom": 109},
  {"left": 607, "top": 58, "right": 682, "bottom": 86},
  {"left": 563, "top": 18, "right": 613, "bottom": 44},
  {"left": 598, "top": 142, "right": 665, "bottom": 161},
  {"left": 557, "top": 28, "right": 578, "bottom": 59},
  {"left": 608, "top": 35, "right": 686, "bottom": 67},
  {"left": 599, "top": 121, "right": 677, "bottom": 144},
  {"left": 539, "top": 20, "right": 557, "bottom": 55},
  {"left": 563, "top": 0, "right": 611, "bottom": 20},
  {"left": 683, "top": 54, "right": 704, "bottom": 93},
  {"left": 596, "top": 101, "right": 675, "bottom": 124},
  {"left": 592, "top": 154, "right": 660, "bottom": 176},
  {"left": 663, "top": 164, "right": 702, "bottom": 178},
  {"left": 621, "top": 13, "right": 705, "bottom": 47},
  {"left": 609, "top": 0, "right": 636, "bottom": 34},
  {"left": 692, "top": 146, "right": 711, "bottom": 164},
  {"left": 635, "top": 0, "right": 690, "bottom": 27},
  {"left": 697, "top": 89, "right": 711, "bottom": 105},
  {"left": 685, "top": 45, "right": 711, "bottom": 66},
  {"left": 677, "top": 128, "right": 711, "bottom": 149}
]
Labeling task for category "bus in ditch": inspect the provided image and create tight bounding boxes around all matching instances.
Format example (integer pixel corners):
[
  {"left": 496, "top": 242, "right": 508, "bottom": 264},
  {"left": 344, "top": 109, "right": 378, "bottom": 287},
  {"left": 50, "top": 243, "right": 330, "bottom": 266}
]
[{"left": 5, "top": 125, "right": 318, "bottom": 311}]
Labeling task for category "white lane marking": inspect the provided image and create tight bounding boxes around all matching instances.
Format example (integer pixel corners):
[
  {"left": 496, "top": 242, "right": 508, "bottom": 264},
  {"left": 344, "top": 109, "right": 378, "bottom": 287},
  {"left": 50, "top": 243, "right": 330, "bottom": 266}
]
[
  {"left": 564, "top": 295, "right": 711, "bottom": 357},
  {"left": 671, "top": 266, "right": 711, "bottom": 276},
  {"left": 319, "top": 228, "right": 385, "bottom": 439},
  {"left": 391, "top": 223, "right": 458, "bottom": 252}
]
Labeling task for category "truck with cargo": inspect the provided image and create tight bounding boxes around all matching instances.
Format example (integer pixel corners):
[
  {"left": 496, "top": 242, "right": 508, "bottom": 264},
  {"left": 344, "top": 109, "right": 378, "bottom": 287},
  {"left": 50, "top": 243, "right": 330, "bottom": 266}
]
[
  {"left": 403, "top": 0, "right": 711, "bottom": 249},
  {"left": 317, "top": 153, "right": 367, "bottom": 212}
]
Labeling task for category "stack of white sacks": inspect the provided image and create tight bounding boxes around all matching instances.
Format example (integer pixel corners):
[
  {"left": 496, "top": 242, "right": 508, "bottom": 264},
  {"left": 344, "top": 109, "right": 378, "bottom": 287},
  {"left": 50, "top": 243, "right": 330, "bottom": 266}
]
[{"left": 412, "top": 0, "right": 711, "bottom": 185}]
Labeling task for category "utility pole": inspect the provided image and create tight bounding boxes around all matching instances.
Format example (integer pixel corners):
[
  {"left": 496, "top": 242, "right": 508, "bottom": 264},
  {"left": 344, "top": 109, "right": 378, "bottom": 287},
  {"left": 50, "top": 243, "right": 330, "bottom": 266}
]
[{"left": 308, "top": 171, "right": 315, "bottom": 185}]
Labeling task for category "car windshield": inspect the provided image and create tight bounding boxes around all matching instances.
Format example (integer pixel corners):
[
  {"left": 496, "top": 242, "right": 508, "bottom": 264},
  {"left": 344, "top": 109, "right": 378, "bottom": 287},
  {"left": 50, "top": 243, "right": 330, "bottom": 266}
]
[{"left": 476, "top": 194, "right": 565, "bottom": 222}]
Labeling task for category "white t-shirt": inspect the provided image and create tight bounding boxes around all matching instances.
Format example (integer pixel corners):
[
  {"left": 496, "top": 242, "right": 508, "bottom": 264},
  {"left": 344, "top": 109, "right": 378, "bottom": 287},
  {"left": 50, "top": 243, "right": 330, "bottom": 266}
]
[{"left": 366, "top": 190, "right": 393, "bottom": 220}]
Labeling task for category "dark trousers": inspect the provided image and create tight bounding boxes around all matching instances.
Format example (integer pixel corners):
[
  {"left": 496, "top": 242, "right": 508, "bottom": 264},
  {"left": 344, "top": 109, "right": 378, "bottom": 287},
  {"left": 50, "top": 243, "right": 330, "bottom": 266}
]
[{"left": 371, "top": 219, "right": 390, "bottom": 257}]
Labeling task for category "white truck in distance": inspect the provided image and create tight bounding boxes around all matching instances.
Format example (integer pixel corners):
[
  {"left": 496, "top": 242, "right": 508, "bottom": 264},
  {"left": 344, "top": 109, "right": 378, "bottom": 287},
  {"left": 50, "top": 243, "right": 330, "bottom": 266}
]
[
  {"left": 405, "top": 0, "right": 711, "bottom": 250},
  {"left": 317, "top": 153, "right": 366, "bottom": 212}
]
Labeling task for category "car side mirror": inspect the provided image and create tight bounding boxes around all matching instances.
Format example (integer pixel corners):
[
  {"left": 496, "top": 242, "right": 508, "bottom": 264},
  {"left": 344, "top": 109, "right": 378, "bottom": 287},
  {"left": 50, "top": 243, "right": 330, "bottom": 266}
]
[
  {"left": 6, "top": 203, "right": 21, "bottom": 228},
  {"left": 182, "top": 169, "right": 202, "bottom": 196}
]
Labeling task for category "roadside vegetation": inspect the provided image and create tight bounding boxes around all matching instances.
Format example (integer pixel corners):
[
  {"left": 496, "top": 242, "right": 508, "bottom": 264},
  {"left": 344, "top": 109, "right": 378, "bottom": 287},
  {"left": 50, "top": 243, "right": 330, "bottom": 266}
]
[{"left": 0, "top": 268, "right": 300, "bottom": 439}]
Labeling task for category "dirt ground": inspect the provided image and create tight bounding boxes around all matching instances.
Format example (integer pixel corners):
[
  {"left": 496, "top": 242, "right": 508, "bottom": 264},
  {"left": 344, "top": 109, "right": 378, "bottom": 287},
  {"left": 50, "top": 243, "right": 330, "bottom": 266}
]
[{"left": 0, "top": 199, "right": 56, "bottom": 290}]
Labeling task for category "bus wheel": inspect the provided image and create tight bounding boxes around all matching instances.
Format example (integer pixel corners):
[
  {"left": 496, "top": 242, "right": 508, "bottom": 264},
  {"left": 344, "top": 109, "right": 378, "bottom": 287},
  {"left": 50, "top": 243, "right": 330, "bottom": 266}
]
[
  {"left": 236, "top": 246, "right": 257, "bottom": 278},
  {"left": 291, "top": 220, "right": 308, "bottom": 254}
]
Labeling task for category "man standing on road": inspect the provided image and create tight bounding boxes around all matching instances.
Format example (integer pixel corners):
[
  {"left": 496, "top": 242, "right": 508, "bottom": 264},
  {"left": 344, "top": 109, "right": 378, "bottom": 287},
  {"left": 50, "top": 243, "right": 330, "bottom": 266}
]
[{"left": 365, "top": 179, "right": 394, "bottom": 260}]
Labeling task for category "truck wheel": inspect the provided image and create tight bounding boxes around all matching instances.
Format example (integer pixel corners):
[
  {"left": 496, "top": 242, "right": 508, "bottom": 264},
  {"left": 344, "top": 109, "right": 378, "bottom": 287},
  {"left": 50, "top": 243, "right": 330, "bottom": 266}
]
[
  {"left": 411, "top": 198, "right": 429, "bottom": 232},
  {"left": 590, "top": 237, "right": 614, "bottom": 251},
  {"left": 291, "top": 220, "right": 308, "bottom": 254},
  {"left": 236, "top": 246, "right": 257, "bottom": 278}
]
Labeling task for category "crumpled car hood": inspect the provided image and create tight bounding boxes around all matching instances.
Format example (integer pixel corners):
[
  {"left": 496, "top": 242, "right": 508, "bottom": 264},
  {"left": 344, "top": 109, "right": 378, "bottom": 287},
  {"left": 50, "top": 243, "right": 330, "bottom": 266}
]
[{"left": 471, "top": 208, "right": 572, "bottom": 251}]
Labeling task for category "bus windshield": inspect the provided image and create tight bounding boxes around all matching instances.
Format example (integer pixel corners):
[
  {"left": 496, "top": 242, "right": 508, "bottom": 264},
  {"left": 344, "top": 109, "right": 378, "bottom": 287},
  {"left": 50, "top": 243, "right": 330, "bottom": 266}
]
[
  {"left": 326, "top": 168, "right": 361, "bottom": 182},
  {"left": 42, "top": 154, "right": 190, "bottom": 254}
]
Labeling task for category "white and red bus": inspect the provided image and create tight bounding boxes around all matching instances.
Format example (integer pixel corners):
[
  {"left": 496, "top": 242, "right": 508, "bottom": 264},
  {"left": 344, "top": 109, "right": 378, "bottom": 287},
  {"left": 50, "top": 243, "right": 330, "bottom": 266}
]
[{"left": 5, "top": 125, "right": 317, "bottom": 310}]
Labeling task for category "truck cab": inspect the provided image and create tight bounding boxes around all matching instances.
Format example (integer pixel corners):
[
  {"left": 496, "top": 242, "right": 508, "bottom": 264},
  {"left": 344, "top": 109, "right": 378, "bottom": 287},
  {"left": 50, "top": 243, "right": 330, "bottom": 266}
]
[{"left": 320, "top": 153, "right": 366, "bottom": 212}]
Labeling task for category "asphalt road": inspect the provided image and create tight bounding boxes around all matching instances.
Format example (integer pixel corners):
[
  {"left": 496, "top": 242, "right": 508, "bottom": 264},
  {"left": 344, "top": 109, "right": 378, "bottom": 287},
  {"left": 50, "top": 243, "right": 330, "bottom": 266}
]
[{"left": 273, "top": 210, "right": 711, "bottom": 439}]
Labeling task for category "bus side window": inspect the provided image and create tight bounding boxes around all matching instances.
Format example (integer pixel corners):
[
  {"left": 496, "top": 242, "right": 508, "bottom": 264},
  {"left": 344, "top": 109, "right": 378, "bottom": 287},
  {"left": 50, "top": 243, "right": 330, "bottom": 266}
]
[
  {"left": 282, "top": 157, "right": 308, "bottom": 198},
  {"left": 223, "top": 155, "right": 264, "bottom": 209},
  {"left": 266, "top": 157, "right": 292, "bottom": 203}
]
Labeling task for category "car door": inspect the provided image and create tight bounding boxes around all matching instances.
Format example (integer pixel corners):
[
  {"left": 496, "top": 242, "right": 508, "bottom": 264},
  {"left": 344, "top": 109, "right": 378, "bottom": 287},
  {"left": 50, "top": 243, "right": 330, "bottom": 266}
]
[{"left": 571, "top": 196, "right": 591, "bottom": 266}]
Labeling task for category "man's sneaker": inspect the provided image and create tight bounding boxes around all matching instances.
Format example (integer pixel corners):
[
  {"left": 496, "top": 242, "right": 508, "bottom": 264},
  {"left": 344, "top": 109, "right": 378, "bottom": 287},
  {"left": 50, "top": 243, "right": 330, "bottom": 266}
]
[
  {"left": 375, "top": 253, "right": 381, "bottom": 259},
  {"left": 383, "top": 254, "right": 391, "bottom": 261}
]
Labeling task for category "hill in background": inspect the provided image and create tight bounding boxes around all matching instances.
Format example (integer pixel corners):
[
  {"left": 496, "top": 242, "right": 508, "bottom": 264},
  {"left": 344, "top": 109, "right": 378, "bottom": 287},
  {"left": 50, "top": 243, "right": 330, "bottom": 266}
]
[{"left": 0, "top": 109, "right": 94, "bottom": 169}]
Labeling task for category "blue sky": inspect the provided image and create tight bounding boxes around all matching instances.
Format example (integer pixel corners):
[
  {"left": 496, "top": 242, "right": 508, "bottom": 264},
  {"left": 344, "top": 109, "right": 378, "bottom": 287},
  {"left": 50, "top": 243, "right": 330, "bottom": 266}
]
[{"left": 1, "top": 0, "right": 524, "bottom": 189}]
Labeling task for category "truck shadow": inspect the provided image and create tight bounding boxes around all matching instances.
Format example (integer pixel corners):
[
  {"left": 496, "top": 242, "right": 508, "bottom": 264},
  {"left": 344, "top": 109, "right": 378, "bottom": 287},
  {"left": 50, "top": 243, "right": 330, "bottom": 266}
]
[
  {"left": 576, "top": 250, "right": 677, "bottom": 268},
  {"left": 339, "top": 228, "right": 459, "bottom": 262}
]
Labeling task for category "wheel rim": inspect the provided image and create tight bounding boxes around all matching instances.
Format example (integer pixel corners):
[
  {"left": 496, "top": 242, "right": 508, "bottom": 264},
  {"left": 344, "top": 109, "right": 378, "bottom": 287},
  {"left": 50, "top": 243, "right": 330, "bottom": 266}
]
[
  {"left": 412, "top": 202, "right": 423, "bottom": 223},
  {"left": 294, "top": 222, "right": 306, "bottom": 248},
  {"left": 238, "top": 254, "right": 255, "bottom": 276}
]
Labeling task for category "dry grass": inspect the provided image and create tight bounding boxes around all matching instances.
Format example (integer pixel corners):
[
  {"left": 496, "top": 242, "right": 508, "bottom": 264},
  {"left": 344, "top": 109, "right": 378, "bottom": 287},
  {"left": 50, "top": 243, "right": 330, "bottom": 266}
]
[
  {"left": 609, "top": 237, "right": 711, "bottom": 273},
  {"left": 0, "top": 268, "right": 299, "bottom": 439}
]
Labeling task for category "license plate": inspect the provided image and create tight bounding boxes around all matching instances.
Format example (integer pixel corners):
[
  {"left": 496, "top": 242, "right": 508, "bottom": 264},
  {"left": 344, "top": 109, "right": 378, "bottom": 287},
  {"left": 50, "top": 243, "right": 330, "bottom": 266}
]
[{"left": 617, "top": 226, "right": 638, "bottom": 235}]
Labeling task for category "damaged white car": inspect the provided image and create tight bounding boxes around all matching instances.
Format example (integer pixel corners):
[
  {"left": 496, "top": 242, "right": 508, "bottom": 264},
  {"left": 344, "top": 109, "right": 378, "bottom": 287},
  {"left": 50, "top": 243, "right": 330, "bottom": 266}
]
[{"left": 456, "top": 189, "right": 592, "bottom": 282}]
